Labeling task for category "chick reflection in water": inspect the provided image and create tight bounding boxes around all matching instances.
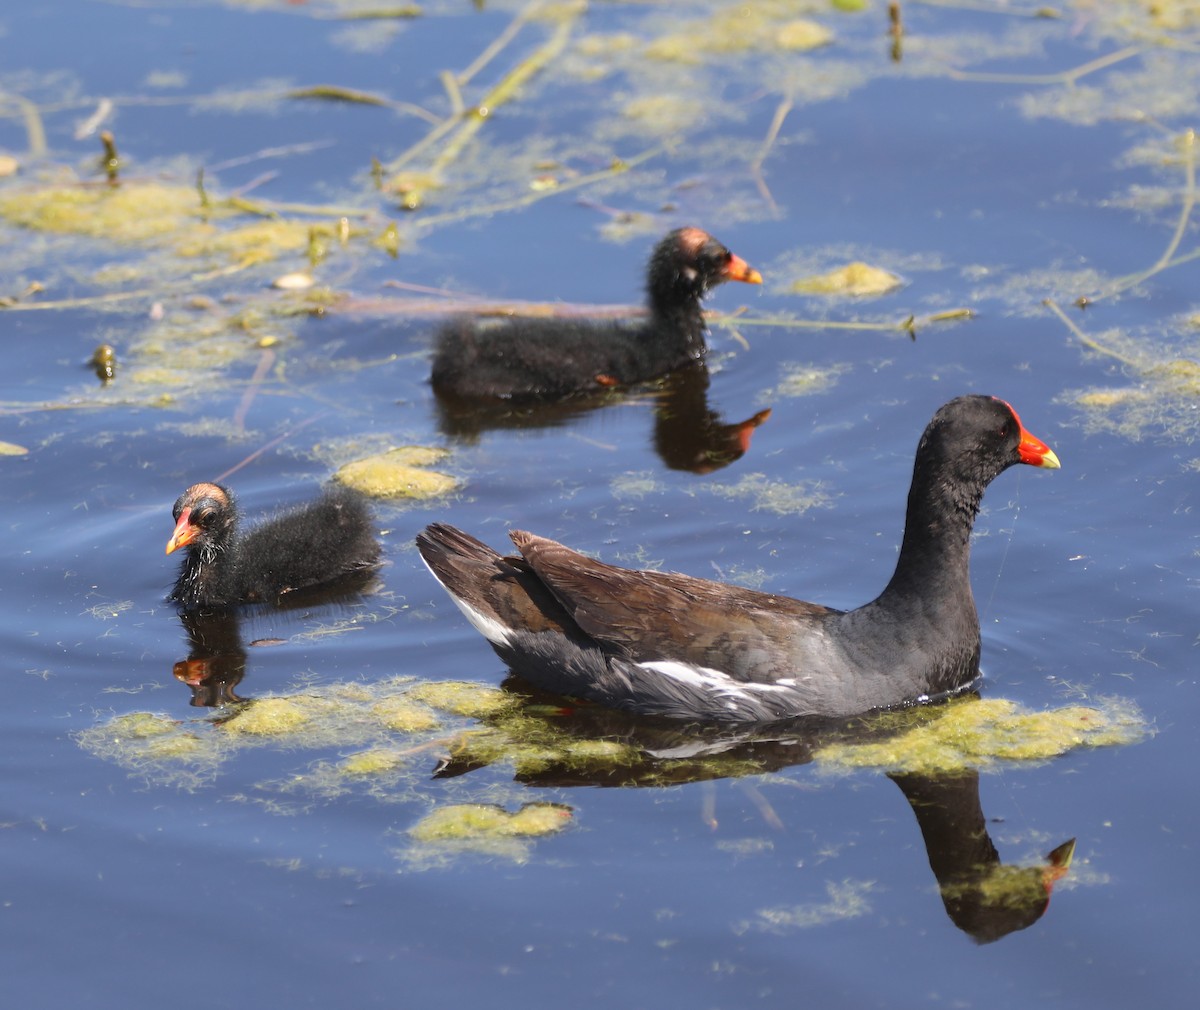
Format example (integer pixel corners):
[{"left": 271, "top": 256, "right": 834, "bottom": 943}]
[{"left": 434, "top": 363, "right": 771, "bottom": 475}]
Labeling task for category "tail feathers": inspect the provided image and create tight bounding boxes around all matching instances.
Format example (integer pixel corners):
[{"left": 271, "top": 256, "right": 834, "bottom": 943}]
[{"left": 417, "top": 523, "right": 588, "bottom": 645}]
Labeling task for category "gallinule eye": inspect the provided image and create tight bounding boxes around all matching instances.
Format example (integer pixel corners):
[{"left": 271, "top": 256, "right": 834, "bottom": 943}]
[
  {"left": 430, "top": 227, "right": 762, "bottom": 400},
  {"left": 416, "top": 396, "right": 1061, "bottom": 722},
  {"left": 166, "top": 482, "right": 381, "bottom": 610}
]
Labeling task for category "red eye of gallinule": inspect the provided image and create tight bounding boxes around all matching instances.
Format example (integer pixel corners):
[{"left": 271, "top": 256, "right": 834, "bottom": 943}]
[
  {"left": 430, "top": 227, "right": 762, "bottom": 400},
  {"left": 166, "top": 482, "right": 382, "bottom": 610},
  {"left": 416, "top": 395, "right": 1061, "bottom": 722}
]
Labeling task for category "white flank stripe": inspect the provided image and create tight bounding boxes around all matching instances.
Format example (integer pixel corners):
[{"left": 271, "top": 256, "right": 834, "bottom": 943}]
[
  {"left": 638, "top": 660, "right": 734, "bottom": 687},
  {"left": 636, "top": 660, "right": 796, "bottom": 697}
]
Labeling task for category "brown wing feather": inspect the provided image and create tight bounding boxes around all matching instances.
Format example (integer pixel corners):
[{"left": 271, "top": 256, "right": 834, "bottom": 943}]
[
  {"left": 509, "top": 530, "right": 834, "bottom": 676},
  {"left": 417, "top": 524, "right": 582, "bottom": 638}
]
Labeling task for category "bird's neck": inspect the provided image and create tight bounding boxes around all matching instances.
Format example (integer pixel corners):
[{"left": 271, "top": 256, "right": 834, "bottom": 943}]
[
  {"left": 868, "top": 465, "right": 986, "bottom": 635},
  {"left": 646, "top": 284, "right": 708, "bottom": 358},
  {"left": 175, "top": 534, "right": 240, "bottom": 609}
]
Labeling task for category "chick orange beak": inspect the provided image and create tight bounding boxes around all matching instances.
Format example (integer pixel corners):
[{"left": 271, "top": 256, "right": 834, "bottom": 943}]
[
  {"left": 723, "top": 253, "right": 762, "bottom": 285},
  {"left": 165, "top": 508, "right": 198, "bottom": 555}
]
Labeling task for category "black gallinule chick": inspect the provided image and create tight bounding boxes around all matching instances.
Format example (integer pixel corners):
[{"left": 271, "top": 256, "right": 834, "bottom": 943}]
[
  {"left": 416, "top": 396, "right": 1061, "bottom": 723},
  {"left": 430, "top": 227, "right": 762, "bottom": 400},
  {"left": 166, "top": 482, "right": 381, "bottom": 610}
]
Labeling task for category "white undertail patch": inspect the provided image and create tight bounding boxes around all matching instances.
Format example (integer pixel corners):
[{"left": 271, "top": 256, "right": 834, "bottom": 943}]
[{"left": 420, "top": 554, "right": 513, "bottom": 647}]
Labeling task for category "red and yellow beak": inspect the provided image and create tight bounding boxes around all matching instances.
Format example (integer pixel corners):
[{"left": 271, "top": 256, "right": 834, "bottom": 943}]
[
  {"left": 1001, "top": 399, "right": 1061, "bottom": 469},
  {"left": 1019, "top": 427, "right": 1060, "bottom": 469},
  {"left": 165, "top": 508, "right": 199, "bottom": 555},
  {"left": 723, "top": 253, "right": 763, "bottom": 286}
]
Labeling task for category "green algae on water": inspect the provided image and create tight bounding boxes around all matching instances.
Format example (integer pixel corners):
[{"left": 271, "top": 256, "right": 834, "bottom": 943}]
[
  {"left": 333, "top": 446, "right": 460, "bottom": 500},
  {"left": 222, "top": 697, "right": 311, "bottom": 736},
  {"left": 704, "top": 472, "right": 834, "bottom": 516},
  {"left": 791, "top": 262, "right": 903, "bottom": 297},
  {"left": 736, "top": 879, "right": 874, "bottom": 935},
  {"left": 406, "top": 680, "right": 520, "bottom": 718},
  {"left": 815, "top": 696, "right": 1148, "bottom": 776},
  {"left": 370, "top": 697, "right": 440, "bottom": 733},
  {"left": 340, "top": 748, "right": 406, "bottom": 777},
  {"left": 409, "top": 802, "right": 572, "bottom": 844}
]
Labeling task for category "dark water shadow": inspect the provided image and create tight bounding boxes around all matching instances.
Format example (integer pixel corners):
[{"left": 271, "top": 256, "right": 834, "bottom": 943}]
[
  {"left": 170, "top": 570, "right": 382, "bottom": 707},
  {"left": 437, "top": 681, "right": 1075, "bottom": 945},
  {"left": 432, "top": 362, "right": 772, "bottom": 474}
]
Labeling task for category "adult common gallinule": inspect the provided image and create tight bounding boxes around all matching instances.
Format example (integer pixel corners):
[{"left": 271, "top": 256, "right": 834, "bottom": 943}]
[
  {"left": 416, "top": 396, "right": 1061, "bottom": 722},
  {"left": 430, "top": 227, "right": 762, "bottom": 400},
  {"left": 166, "top": 482, "right": 381, "bottom": 610}
]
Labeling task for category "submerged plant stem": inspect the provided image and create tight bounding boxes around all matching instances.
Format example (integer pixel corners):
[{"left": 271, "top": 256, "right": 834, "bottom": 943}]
[
  {"left": 1043, "top": 298, "right": 1144, "bottom": 369},
  {"left": 1081, "top": 130, "right": 1197, "bottom": 304},
  {"left": 0, "top": 91, "right": 48, "bottom": 157},
  {"left": 750, "top": 93, "right": 793, "bottom": 214},
  {"left": 410, "top": 145, "right": 664, "bottom": 231},
  {"left": 947, "top": 44, "right": 1143, "bottom": 86}
]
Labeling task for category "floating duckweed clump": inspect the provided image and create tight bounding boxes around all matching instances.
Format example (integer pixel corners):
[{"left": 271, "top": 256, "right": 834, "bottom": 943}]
[
  {"left": 776, "top": 19, "right": 834, "bottom": 51},
  {"left": 333, "top": 446, "right": 460, "bottom": 500},
  {"left": 562, "top": 738, "right": 635, "bottom": 764},
  {"left": 705, "top": 472, "right": 834, "bottom": 516},
  {"left": 370, "top": 697, "right": 440, "bottom": 733},
  {"left": 765, "top": 362, "right": 848, "bottom": 400},
  {"left": 816, "top": 697, "right": 1147, "bottom": 775},
  {"left": 0, "top": 183, "right": 200, "bottom": 242},
  {"left": 409, "top": 802, "right": 572, "bottom": 844},
  {"left": 109, "top": 712, "right": 178, "bottom": 739},
  {"left": 222, "top": 697, "right": 311, "bottom": 736},
  {"left": 791, "top": 262, "right": 903, "bottom": 297},
  {"left": 76, "top": 713, "right": 217, "bottom": 790},
  {"left": 620, "top": 95, "right": 706, "bottom": 135},
  {"left": 140, "top": 733, "right": 207, "bottom": 761},
  {"left": 176, "top": 219, "right": 312, "bottom": 267},
  {"left": 78, "top": 676, "right": 460, "bottom": 790},
  {"left": 441, "top": 716, "right": 636, "bottom": 779},
  {"left": 611, "top": 470, "right": 663, "bottom": 499},
  {"left": 406, "top": 680, "right": 520, "bottom": 718},
  {"left": 737, "top": 880, "right": 874, "bottom": 935},
  {"left": 340, "top": 748, "right": 405, "bottom": 777},
  {"left": 646, "top": 6, "right": 833, "bottom": 61},
  {"left": 1076, "top": 389, "right": 1143, "bottom": 409}
]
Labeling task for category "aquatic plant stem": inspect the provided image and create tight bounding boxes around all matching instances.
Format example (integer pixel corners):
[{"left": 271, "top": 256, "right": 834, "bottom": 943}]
[
  {"left": 1085, "top": 130, "right": 1197, "bottom": 303},
  {"left": 750, "top": 93, "right": 793, "bottom": 214},
  {"left": 0, "top": 92, "right": 48, "bottom": 158},
  {"left": 410, "top": 145, "right": 665, "bottom": 231},
  {"left": 947, "top": 44, "right": 1144, "bottom": 85},
  {"left": 384, "top": 0, "right": 580, "bottom": 201},
  {"left": 213, "top": 412, "right": 330, "bottom": 485},
  {"left": 1042, "top": 299, "right": 1145, "bottom": 369}
]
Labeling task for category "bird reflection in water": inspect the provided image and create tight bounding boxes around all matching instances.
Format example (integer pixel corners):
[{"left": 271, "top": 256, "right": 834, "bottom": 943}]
[
  {"left": 171, "top": 570, "right": 382, "bottom": 707},
  {"left": 434, "top": 686, "right": 1076, "bottom": 945},
  {"left": 434, "top": 362, "right": 771, "bottom": 475},
  {"left": 174, "top": 609, "right": 246, "bottom": 707}
]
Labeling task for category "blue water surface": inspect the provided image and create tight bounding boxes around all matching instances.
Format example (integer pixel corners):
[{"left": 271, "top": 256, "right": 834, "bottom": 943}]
[{"left": 1, "top": 2, "right": 1196, "bottom": 1008}]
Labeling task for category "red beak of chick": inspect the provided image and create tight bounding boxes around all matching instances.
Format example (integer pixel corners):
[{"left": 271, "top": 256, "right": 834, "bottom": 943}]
[
  {"left": 723, "top": 253, "right": 763, "bottom": 286},
  {"left": 165, "top": 508, "right": 199, "bottom": 555}
]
